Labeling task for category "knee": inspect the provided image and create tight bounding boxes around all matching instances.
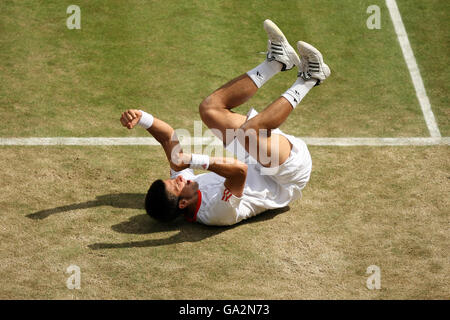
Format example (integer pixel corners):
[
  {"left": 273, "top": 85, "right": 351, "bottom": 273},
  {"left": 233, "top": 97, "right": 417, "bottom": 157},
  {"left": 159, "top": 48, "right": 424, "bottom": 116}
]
[
  {"left": 199, "top": 94, "right": 220, "bottom": 123},
  {"left": 198, "top": 96, "right": 211, "bottom": 118},
  {"left": 239, "top": 117, "right": 260, "bottom": 135}
]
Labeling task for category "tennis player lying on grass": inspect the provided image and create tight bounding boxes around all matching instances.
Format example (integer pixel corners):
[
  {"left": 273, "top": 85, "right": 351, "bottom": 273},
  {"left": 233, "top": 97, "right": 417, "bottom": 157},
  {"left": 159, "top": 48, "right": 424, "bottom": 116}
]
[{"left": 120, "top": 20, "right": 330, "bottom": 226}]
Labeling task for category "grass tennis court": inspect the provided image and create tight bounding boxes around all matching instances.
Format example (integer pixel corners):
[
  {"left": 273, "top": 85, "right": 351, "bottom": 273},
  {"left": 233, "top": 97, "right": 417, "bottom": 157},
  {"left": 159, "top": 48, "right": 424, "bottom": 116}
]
[{"left": 0, "top": 0, "right": 448, "bottom": 299}]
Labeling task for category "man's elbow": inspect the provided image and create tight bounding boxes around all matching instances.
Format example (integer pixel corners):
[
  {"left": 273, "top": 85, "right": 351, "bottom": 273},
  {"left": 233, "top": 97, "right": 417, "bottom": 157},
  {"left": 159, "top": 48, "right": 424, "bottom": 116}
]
[
  {"left": 236, "top": 163, "right": 248, "bottom": 178},
  {"left": 168, "top": 151, "right": 186, "bottom": 172},
  {"left": 170, "top": 161, "right": 185, "bottom": 172}
]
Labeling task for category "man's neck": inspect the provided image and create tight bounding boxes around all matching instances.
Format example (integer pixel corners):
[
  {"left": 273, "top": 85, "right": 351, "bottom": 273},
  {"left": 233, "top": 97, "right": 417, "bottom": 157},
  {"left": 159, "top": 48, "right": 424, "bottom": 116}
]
[{"left": 183, "top": 190, "right": 201, "bottom": 222}]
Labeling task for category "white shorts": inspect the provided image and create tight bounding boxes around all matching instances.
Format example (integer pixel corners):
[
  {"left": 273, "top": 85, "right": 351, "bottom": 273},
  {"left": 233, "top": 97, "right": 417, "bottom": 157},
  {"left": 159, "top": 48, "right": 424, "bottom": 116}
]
[
  {"left": 226, "top": 108, "right": 312, "bottom": 192},
  {"left": 264, "top": 132, "right": 312, "bottom": 192},
  {"left": 215, "top": 132, "right": 311, "bottom": 226}
]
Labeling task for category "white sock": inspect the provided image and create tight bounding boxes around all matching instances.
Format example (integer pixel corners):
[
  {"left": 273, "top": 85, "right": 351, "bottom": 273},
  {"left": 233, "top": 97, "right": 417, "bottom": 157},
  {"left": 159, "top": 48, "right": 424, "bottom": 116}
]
[
  {"left": 247, "top": 60, "right": 283, "bottom": 88},
  {"left": 281, "top": 77, "right": 317, "bottom": 108}
]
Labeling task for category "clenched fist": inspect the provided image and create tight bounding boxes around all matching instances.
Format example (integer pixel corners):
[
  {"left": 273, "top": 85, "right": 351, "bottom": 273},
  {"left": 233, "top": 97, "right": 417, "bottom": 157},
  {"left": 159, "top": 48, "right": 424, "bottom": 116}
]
[{"left": 120, "top": 109, "right": 142, "bottom": 129}]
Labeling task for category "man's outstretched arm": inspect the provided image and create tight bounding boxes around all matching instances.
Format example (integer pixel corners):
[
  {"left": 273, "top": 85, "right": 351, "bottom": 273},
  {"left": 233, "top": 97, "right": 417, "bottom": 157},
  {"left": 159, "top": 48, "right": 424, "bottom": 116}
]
[
  {"left": 120, "top": 109, "right": 182, "bottom": 171},
  {"left": 120, "top": 109, "right": 247, "bottom": 196}
]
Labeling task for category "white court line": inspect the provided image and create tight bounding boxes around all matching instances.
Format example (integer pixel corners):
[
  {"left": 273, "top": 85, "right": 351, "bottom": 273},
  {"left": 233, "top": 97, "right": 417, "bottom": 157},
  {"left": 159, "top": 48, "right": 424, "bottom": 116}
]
[
  {"left": 386, "top": 0, "right": 441, "bottom": 137},
  {"left": 1, "top": 137, "right": 449, "bottom": 146}
]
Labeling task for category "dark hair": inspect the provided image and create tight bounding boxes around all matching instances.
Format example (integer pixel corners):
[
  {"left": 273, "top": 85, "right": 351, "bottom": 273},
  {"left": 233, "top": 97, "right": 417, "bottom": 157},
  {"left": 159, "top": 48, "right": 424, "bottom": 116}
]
[{"left": 145, "top": 179, "right": 180, "bottom": 222}]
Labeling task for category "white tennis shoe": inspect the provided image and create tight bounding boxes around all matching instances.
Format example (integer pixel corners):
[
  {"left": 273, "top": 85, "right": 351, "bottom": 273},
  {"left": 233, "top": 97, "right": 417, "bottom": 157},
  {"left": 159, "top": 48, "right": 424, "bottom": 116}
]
[
  {"left": 263, "top": 19, "right": 300, "bottom": 71},
  {"left": 296, "top": 41, "right": 331, "bottom": 85}
]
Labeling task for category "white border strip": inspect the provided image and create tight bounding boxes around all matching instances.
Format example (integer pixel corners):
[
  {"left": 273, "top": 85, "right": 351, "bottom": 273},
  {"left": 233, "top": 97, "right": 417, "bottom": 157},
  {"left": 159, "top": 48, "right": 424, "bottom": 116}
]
[
  {"left": 386, "top": 0, "right": 441, "bottom": 137},
  {"left": 302, "top": 137, "right": 449, "bottom": 146},
  {"left": 0, "top": 137, "right": 161, "bottom": 146},
  {"left": 1, "top": 137, "right": 448, "bottom": 146}
]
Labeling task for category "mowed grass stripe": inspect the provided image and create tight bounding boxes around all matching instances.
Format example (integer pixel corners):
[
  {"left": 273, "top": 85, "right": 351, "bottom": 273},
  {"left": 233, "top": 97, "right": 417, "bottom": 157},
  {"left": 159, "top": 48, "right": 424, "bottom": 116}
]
[
  {"left": 0, "top": 0, "right": 431, "bottom": 138},
  {"left": 0, "top": 146, "right": 448, "bottom": 299},
  {"left": 386, "top": 0, "right": 441, "bottom": 137},
  {"left": 394, "top": 0, "right": 450, "bottom": 136}
]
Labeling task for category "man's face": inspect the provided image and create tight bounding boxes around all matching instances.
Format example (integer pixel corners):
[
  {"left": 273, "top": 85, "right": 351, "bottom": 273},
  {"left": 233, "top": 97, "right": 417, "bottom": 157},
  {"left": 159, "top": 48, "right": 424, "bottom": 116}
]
[{"left": 163, "top": 175, "right": 199, "bottom": 199}]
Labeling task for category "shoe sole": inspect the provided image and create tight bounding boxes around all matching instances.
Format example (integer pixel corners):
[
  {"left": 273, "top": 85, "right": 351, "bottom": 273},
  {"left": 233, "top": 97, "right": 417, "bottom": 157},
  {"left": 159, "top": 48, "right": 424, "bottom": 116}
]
[{"left": 264, "top": 19, "right": 287, "bottom": 42}]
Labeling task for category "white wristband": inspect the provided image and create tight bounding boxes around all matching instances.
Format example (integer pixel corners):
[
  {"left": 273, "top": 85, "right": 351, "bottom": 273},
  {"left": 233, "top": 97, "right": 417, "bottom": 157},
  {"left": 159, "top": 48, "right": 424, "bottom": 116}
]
[
  {"left": 190, "top": 154, "right": 210, "bottom": 170},
  {"left": 138, "top": 110, "right": 154, "bottom": 129}
]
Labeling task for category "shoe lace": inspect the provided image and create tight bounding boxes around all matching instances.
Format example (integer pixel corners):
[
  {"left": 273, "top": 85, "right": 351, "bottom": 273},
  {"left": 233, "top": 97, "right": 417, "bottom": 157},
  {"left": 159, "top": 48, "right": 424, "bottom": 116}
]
[
  {"left": 298, "top": 71, "right": 312, "bottom": 80},
  {"left": 298, "top": 58, "right": 310, "bottom": 78}
]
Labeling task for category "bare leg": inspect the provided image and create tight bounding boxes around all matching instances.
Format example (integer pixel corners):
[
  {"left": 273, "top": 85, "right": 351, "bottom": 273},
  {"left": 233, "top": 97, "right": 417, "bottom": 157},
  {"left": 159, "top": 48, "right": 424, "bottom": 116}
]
[
  {"left": 199, "top": 74, "right": 258, "bottom": 141},
  {"left": 200, "top": 50, "right": 311, "bottom": 167},
  {"left": 199, "top": 73, "right": 295, "bottom": 168},
  {"left": 244, "top": 96, "right": 293, "bottom": 131},
  {"left": 238, "top": 97, "right": 294, "bottom": 167}
]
